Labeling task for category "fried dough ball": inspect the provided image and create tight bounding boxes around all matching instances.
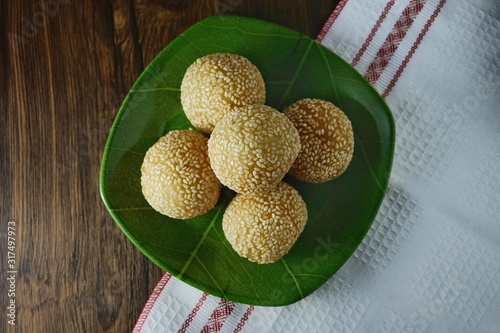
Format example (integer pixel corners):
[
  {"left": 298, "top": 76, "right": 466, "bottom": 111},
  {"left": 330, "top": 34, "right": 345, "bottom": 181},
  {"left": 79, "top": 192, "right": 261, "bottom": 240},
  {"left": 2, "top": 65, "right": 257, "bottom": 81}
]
[
  {"left": 180, "top": 53, "right": 266, "bottom": 134},
  {"left": 141, "top": 130, "right": 221, "bottom": 219},
  {"left": 284, "top": 98, "right": 354, "bottom": 183},
  {"left": 222, "top": 182, "right": 308, "bottom": 264},
  {"left": 208, "top": 104, "right": 301, "bottom": 194}
]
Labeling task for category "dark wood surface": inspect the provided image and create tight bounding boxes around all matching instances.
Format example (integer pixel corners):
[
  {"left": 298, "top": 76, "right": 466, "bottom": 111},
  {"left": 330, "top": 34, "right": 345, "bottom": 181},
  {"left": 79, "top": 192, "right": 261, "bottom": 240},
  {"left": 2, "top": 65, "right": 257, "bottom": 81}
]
[{"left": 1, "top": 1, "right": 338, "bottom": 332}]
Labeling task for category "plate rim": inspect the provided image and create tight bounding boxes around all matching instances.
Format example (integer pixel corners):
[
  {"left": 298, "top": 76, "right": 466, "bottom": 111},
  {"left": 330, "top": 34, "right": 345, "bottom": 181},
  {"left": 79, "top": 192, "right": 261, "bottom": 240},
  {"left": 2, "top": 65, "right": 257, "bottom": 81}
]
[{"left": 99, "top": 14, "right": 396, "bottom": 306}]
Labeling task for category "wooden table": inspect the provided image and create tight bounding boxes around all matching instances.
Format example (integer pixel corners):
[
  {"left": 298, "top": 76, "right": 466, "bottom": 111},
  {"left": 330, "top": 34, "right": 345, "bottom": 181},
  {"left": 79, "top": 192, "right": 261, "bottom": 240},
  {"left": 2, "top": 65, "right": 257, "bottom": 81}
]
[{"left": 1, "top": 1, "right": 339, "bottom": 331}]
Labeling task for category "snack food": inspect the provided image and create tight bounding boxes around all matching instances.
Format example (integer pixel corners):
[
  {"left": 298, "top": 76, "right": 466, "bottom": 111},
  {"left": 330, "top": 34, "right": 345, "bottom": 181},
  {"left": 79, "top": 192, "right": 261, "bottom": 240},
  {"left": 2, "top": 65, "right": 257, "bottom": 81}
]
[
  {"left": 222, "top": 182, "right": 308, "bottom": 264},
  {"left": 180, "top": 53, "right": 266, "bottom": 133},
  {"left": 141, "top": 130, "right": 221, "bottom": 219},
  {"left": 141, "top": 55, "right": 356, "bottom": 264},
  {"left": 208, "top": 104, "right": 301, "bottom": 194},
  {"left": 284, "top": 98, "right": 354, "bottom": 183}
]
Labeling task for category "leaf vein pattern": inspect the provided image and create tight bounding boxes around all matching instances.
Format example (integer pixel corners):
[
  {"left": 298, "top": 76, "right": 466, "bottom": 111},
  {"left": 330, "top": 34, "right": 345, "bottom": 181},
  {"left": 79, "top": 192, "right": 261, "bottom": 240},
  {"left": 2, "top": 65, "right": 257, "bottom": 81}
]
[
  {"left": 196, "top": 256, "right": 224, "bottom": 295},
  {"left": 177, "top": 205, "right": 224, "bottom": 279},
  {"left": 354, "top": 133, "right": 385, "bottom": 192},
  {"left": 278, "top": 39, "right": 314, "bottom": 109},
  {"left": 280, "top": 258, "right": 304, "bottom": 298}
]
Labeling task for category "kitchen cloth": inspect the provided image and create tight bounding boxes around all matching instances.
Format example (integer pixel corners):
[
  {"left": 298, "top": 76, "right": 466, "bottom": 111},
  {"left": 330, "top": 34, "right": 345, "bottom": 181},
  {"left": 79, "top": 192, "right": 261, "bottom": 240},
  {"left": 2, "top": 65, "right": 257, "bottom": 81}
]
[{"left": 134, "top": 0, "right": 500, "bottom": 331}]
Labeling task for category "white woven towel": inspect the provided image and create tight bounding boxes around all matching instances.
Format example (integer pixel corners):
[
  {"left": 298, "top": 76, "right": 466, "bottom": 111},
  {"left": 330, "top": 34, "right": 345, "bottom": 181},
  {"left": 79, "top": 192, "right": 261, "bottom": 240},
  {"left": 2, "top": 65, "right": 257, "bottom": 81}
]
[{"left": 134, "top": 0, "right": 500, "bottom": 332}]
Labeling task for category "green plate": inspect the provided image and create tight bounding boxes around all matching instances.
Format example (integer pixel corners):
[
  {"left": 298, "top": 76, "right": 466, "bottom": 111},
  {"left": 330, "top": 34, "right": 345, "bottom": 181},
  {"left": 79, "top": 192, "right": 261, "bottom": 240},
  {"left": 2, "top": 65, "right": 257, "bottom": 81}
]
[{"left": 100, "top": 15, "right": 395, "bottom": 306}]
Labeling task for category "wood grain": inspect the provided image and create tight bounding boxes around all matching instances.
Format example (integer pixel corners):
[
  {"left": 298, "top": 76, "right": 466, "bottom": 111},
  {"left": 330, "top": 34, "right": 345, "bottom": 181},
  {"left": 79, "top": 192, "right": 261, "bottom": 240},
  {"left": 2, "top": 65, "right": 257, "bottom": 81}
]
[{"left": 1, "top": 0, "right": 338, "bottom": 331}]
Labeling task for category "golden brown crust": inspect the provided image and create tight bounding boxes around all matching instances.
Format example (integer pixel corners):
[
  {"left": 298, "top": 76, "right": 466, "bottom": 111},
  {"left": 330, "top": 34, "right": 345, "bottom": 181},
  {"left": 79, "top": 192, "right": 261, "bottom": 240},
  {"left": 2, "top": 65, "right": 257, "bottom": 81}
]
[
  {"left": 284, "top": 98, "right": 354, "bottom": 183},
  {"left": 141, "top": 130, "right": 221, "bottom": 219},
  {"left": 208, "top": 104, "right": 301, "bottom": 194},
  {"left": 180, "top": 53, "right": 266, "bottom": 133},
  {"left": 222, "top": 182, "right": 308, "bottom": 264}
]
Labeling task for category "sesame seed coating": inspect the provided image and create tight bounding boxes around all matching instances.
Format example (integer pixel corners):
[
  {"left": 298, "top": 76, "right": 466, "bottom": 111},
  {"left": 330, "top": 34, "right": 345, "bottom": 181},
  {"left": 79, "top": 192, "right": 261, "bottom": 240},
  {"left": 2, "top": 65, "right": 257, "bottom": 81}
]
[
  {"left": 284, "top": 98, "right": 354, "bottom": 183},
  {"left": 222, "top": 182, "right": 308, "bottom": 264},
  {"left": 180, "top": 53, "right": 266, "bottom": 134},
  {"left": 208, "top": 104, "right": 301, "bottom": 194},
  {"left": 141, "top": 130, "right": 221, "bottom": 219}
]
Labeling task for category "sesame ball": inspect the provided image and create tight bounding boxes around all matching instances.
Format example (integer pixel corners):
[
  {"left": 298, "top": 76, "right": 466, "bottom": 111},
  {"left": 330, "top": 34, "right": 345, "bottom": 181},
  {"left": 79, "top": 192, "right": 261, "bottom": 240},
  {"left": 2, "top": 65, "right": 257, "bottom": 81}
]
[
  {"left": 208, "top": 104, "right": 301, "bottom": 194},
  {"left": 222, "top": 182, "right": 308, "bottom": 264},
  {"left": 284, "top": 98, "right": 354, "bottom": 183},
  {"left": 180, "top": 53, "right": 266, "bottom": 134},
  {"left": 141, "top": 130, "right": 221, "bottom": 219}
]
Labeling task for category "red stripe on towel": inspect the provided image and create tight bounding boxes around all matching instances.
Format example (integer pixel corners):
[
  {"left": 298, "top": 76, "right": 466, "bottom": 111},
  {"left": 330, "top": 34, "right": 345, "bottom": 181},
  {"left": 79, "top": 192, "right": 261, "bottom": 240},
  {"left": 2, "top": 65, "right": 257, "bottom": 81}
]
[
  {"left": 364, "top": 0, "right": 427, "bottom": 84},
  {"left": 317, "top": 0, "right": 350, "bottom": 42},
  {"left": 233, "top": 305, "right": 255, "bottom": 333},
  {"left": 178, "top": 292, "right": 209, "bottom": 333},
  {"left": 133, "top": 273, "right": 172, "bottom": 333},
  {"left": 201, "top": 299, "right": 236, "bottom": 333},
  {"left": 382, "top": 0, "right": 448, "bottom": 98},
  {"left": 351, "top": 0, "right": 397, "bottom": 66}
]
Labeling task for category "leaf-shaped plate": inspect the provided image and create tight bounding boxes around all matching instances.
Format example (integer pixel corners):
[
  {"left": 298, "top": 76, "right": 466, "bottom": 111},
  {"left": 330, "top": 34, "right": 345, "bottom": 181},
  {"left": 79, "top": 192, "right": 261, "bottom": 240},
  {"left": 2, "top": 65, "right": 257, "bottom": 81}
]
[{"left": 100, "top": 15, "right": 395, "bottom": 306}]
